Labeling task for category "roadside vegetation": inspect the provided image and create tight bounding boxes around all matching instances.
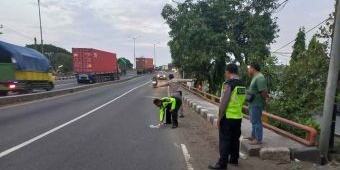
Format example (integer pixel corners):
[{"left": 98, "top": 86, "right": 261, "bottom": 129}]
[{"left": 162, "top": 0, "right": 339, "bottom": 138}]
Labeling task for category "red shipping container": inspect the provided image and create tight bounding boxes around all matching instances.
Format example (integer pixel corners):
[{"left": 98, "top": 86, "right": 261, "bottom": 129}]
[
  {"left": 72, "top": 48, "right": 118, "bottom": 74},
  {"left": 136, "top": 57, "right": 153, "bottom": 70},
  {"left": 145, "top": 58, "right": 154, "bottom": 69},
  {"left": 135, "top": 58, "right": 145, "bottom": 70}
]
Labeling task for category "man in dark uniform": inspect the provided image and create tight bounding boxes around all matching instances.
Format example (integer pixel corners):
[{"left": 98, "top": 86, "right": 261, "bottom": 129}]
[{"left": 209, "top": 63, "right": 246, "bottom": 169}]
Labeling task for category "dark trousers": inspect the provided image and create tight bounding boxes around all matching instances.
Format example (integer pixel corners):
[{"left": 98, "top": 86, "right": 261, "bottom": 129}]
[
  {"left": 165, "top": 107, "right": 172, "bottom": 124},
  {"left": 219, "top": 117, "right": 242, "bottom": 165},
  {"left": 165, "top": 97, "right": 182, "bottom": 126}
]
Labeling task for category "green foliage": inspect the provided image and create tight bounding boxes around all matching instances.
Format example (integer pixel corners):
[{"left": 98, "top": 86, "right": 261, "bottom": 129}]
[
  {"left": 162, "top": 0, "right": 279, "bottom": 94},
  {"left": 316, "top": 3, "right": 335, "bottom": 53},
  {"left": 26, "top": 44, "right": 73, "bottom": 75},
  {"left": 245, "top": 55, "right": 284, "bottom": 92},
  {"left": 118, "top": 57, "right": 133, "bottom": 69},
  {"left": 291, "top": 27, "right": 306, "bottom": 63},
  {"left": 281, "top": 37, "right": 329, "bottom": 112},
  {"left": 266, "top": 37, "right": 329, "bottom": 137}
]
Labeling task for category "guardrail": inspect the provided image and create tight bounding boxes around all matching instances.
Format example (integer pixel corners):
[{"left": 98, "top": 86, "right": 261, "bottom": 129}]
[{"left": 181, "top": 84, "right": 317, "bottom": 146}]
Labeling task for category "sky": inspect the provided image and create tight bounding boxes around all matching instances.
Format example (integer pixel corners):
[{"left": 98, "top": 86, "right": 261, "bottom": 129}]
[{"left": 0, "top": 0, "right": 336, "bottom": 66}]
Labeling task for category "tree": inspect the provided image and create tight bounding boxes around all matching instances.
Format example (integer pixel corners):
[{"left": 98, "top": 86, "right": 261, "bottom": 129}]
[
  {"left": 291, "top": 27, "right": 306, "bottom": 63},
  {"left": 26, "top": 44, "right": 73, "bottom": 75},
  {"left": 162, "top": 0, "right": 279, "bottom": 93},
  {"left": 267, "top": 37, "right": 329, "bottom": 134},
  {"left": 118, "top": 57, "right": 133, "bottom": 69}
]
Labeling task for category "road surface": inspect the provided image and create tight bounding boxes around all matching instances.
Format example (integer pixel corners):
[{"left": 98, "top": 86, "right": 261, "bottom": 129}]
[
  {"left": 0, "top": 75, "right": 338, "bottom": 170},
  {"left": 0, "top": 76, "right": 191, "bottom": 170}
]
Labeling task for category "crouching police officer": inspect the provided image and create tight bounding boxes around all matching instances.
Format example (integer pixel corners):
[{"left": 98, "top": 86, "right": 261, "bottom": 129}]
[
  {"left": 153, "top": 96, "right": 182, "bottom": 128},
  {"left": 209, "top": 63, "right": 246, "bottom": 169}
]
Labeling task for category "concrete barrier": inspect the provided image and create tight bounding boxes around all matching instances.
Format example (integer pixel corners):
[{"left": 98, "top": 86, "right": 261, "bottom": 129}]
[{"left": 0, "top": 76, "right": 139, "bottom": 107}]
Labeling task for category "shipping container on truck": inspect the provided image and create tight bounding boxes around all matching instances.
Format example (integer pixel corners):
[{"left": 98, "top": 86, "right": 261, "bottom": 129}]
[
  {"left": 136, "top": 57, "right": 154, "bottom": 75},
  {"left": 0, "top": 41, "right": 55, "bottom": 96},
  {"left": 72, "top": 48, "right": 120, "bottom": 83}
]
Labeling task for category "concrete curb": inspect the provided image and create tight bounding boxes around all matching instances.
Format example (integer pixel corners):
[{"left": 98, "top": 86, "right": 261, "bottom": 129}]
[
  {"left": 0, "top": 76, "right": 139, "bottom": 107},
  {"left": 183, "top": 97, "right": 219, "bottom": 128},
  {"left": 290, "top": 147, "right": 321, "bottom": 164}
]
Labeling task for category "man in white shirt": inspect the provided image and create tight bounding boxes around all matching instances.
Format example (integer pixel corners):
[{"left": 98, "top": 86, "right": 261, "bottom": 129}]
[{"left": 156, "top": 74, "right": 192, "bottom": 117}]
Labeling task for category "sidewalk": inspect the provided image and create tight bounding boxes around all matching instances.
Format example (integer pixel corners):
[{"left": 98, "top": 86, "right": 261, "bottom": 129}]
[{"left": 181, "top": 87, "right": 321, "bottom": 163}]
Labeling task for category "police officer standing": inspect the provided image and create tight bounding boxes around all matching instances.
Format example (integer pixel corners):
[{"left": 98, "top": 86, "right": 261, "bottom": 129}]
[{"left": 209, "top": 64, "right": 246, "bottom": 169}]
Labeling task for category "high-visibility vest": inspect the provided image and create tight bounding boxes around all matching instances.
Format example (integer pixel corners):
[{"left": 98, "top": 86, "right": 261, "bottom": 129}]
[
  {"left": 225, "top": 86, "right": 246, "bottom": 119},
  {"left": 159, "top": 97, "right": 176, "bottom": 122}
]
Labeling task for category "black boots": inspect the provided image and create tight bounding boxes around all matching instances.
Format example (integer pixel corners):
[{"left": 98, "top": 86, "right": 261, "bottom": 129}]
[{"left": 208, "top": 162, "right": 227, "bottom": 169}]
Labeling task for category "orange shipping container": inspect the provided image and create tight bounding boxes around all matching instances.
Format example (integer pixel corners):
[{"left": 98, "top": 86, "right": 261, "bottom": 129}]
[{"left": 136, "top": 57, "right": 153, "bottom": 70}]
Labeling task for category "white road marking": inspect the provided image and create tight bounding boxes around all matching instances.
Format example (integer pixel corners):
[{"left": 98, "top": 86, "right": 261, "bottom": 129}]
[
  {"left": 181, "top": 144, "right": 194, "bottom": 170},
  {"left": 0, "top": 81, "right": 150, "bottom": 158}
]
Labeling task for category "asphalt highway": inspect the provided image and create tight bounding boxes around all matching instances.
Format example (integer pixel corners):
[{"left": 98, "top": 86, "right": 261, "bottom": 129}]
[{"left": 0, "top": 76, "right": 191, "bottom": 170}]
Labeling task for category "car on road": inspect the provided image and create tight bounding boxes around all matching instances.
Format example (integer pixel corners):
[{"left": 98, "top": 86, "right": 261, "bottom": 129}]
[{"left": 156, "top": 71, "right": 167, "bottom": 80}]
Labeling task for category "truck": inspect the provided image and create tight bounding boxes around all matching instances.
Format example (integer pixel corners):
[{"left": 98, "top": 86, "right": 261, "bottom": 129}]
[
  {"left": 72, "top": 48, "right": 120, "bottom": 83},
  {"left": 0, "top": 41, "right": 55, "bottom": 96},
  {"left": 136, "top": 57, "right": 153, "bottom": 75}
]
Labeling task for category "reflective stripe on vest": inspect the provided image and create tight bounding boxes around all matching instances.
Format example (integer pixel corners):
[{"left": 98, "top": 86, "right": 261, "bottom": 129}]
[{"left": 225, "top": 86, "right": 246, "bottom": 119}]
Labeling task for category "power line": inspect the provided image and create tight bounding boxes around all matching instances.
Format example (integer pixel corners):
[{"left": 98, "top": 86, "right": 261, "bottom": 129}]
[
  {"left": 3, "top": 25, "right": 33, "bottom": 41},
  {"left": 272, "top": 51, "right": 291, "bottom": 54},
  {"left": 273, "top": 17, "right": 331, "bottom": 53},
  {"left": 272, "top": 0, "right": 289, "bottom": 13}
]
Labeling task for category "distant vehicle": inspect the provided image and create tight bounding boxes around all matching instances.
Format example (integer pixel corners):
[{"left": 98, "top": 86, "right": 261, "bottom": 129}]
[
  {"left": 136, "top": 57, "right": 153, "bottom": 75},
  {"left": 152, "top": 76, "right": 158, "bottom": 88},
  {"left": 0, "top": 41, "right": 55, "bottom": 96},
  {"left": 72, "top": 48, "right": 120, "bottom": 84},
  {"left": 156, "top": 71, "right": 167, "bottom": 80}
]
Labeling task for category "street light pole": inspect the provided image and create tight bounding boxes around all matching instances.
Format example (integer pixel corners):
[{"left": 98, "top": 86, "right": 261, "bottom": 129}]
[
  {"left": 133, "top": 37, "right": 136, "bottom": 69},
  {"left": 38, "top": 0, "right": 44, "bottom": 53},
  {"left": 153, "top": 43, "right": 156, "bottom": 66},
  {"left": 129, "top": 36, "right": 140, "bottom": 69},
  {"left": 153, "top": 42, "right": 160, "bottom": 67}
]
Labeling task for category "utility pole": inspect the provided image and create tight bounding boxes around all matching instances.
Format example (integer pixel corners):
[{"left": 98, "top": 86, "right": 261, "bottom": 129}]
[
  {"left": 319, "top": 0, "right": 340, "bottom": 163},
  {"left": 153, "top": 43, "right": 156, "bottom": 67},
  {"left": 38, "top": 0, "right": 44, "bottom": 53},
  {"left": 133, "top": 38, "right": 136, "bottom": 68}
]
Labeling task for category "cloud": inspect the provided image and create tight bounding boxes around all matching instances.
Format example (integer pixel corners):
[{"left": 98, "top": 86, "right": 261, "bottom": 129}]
[{"left": 0, "top": 0, "right": 335, "bottom": 66}]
